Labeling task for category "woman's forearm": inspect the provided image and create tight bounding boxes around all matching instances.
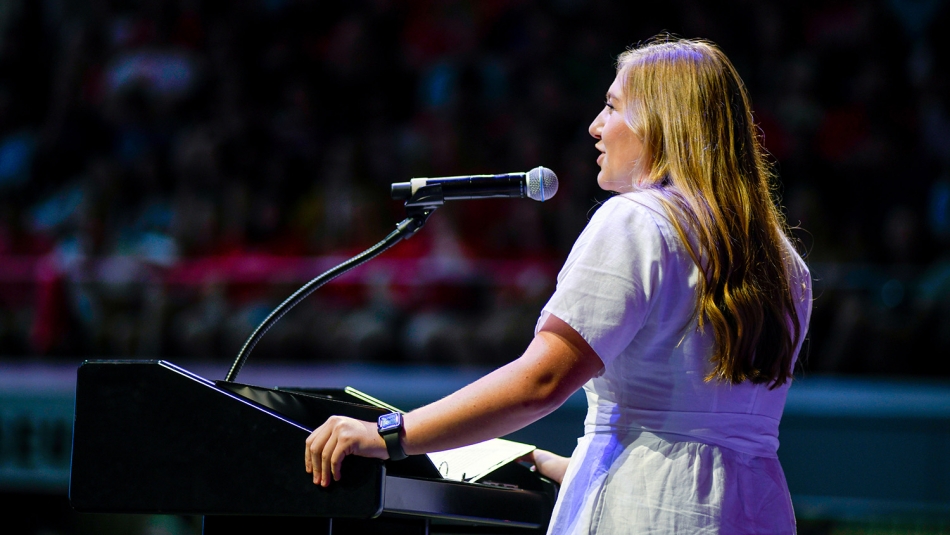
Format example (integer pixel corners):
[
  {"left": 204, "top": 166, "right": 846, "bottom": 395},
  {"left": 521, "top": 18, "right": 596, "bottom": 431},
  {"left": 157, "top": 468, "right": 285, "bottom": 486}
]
[
  {"left": 401, "top": 318, "right": 603, "bottom": 455},
  {"left": 305, "top": 314, "right": 602, "bottom": 486}
]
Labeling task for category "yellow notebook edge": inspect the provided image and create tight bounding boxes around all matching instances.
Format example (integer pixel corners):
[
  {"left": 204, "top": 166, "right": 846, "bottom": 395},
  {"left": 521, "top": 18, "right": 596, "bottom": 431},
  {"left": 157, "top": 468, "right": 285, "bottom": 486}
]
[{"left": 343, "top": 386, "right": 404, "bottom": 414}]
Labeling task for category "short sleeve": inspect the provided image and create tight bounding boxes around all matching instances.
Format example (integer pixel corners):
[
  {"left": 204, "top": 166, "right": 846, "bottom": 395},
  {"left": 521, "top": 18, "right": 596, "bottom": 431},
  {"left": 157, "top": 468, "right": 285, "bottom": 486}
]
[{"left": 538, "top": 195, "right": 667, "bottom": 367}]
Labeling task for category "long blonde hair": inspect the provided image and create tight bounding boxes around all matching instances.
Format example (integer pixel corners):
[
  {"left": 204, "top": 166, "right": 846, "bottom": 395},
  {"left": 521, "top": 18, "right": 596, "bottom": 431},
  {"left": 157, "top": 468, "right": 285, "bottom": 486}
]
[{"left": 617, "top": 37, "right": 801, "bottom": 388}]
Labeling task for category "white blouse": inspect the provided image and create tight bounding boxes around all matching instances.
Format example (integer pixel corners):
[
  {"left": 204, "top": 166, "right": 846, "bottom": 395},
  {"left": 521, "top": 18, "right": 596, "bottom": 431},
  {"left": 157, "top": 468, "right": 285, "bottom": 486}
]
[{"left": 538, "top": 191, "right": 812, "bottom": 534}]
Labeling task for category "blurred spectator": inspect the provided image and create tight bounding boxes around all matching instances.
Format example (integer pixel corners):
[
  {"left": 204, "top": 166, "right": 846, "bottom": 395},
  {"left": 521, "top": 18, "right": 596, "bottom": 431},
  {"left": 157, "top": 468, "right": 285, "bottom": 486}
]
[{"left": 0, "top": 0, "right": 948, "bottom": 376}]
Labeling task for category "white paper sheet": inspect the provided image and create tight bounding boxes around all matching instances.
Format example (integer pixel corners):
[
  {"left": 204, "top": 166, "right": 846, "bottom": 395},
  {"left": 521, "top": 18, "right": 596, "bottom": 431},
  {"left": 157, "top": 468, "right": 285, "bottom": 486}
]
[{"left": 427, "top": 438, "right": 536, "bottom": 482}]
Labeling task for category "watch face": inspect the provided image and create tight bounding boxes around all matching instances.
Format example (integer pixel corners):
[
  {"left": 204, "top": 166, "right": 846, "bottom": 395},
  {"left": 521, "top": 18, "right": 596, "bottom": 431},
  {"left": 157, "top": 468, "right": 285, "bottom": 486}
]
[{"left": 378, "top": 412, "right": 402, "bottom": 432}]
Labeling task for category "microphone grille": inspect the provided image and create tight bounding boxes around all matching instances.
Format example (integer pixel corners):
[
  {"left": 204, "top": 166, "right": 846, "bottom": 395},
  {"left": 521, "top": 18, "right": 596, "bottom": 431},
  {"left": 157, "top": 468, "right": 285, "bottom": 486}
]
[{"left": 526, "top": 166, "right": 558, "bottom": 201}]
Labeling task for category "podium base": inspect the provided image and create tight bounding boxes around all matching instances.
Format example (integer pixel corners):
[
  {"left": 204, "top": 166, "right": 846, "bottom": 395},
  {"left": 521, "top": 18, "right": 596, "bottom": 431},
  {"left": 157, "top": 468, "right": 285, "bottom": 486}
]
[{"left": 203, "top": 515, "right": 431, "bottom": 535}]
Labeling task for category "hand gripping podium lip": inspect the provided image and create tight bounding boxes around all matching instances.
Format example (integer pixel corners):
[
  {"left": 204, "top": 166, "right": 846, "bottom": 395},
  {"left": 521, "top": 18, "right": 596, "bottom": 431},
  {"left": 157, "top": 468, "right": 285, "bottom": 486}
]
[{"left": 69, "top": 360, "right": 556, "bottom": 533}]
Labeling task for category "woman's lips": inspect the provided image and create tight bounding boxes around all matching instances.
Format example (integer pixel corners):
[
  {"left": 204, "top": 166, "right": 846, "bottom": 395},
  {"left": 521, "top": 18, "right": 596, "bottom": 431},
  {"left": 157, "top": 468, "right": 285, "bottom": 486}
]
[{"left": 597, "top": 153, "right": 604, "bottom": 165}]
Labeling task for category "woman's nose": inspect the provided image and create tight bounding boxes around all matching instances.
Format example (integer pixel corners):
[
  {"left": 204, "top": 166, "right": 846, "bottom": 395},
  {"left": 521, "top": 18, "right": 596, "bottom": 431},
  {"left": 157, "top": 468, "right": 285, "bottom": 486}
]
[{"left": 589, "top": 109, "right": 604, "bottom": 139}]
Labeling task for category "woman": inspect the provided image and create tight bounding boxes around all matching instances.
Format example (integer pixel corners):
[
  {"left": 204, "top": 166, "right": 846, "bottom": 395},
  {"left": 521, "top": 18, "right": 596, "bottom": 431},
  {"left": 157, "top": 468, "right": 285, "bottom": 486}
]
[{"left": 305, "top": 37, "right": 812, "bottom": 534}]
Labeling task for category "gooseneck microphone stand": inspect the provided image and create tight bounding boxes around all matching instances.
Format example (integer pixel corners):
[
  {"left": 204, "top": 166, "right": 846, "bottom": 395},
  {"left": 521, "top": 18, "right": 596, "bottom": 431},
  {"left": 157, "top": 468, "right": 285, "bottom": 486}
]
[{"left": 224, "top": 184, "right": 447, "bottom": 383}]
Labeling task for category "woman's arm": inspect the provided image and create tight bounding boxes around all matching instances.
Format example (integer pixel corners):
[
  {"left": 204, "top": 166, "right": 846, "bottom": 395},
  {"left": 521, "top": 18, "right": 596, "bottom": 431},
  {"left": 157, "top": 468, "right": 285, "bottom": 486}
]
[{"left": 305, "top": 314, "right": 603, "bottom": 487}]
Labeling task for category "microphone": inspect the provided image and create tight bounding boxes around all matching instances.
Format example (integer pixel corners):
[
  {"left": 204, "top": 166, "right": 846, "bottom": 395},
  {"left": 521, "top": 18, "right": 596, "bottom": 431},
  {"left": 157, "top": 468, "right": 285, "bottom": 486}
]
[{"left": 391, "top": 166, "right": 558, "bottom": 202}]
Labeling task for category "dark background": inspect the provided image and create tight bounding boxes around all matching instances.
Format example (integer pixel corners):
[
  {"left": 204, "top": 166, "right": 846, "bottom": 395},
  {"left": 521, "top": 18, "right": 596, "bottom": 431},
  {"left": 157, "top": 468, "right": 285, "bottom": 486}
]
[
  {"left": 2, "top": 0, "right": 950, "bottom": 374},
  {"left": 3, "top": 2, "right": 950, "bottom": 534}
]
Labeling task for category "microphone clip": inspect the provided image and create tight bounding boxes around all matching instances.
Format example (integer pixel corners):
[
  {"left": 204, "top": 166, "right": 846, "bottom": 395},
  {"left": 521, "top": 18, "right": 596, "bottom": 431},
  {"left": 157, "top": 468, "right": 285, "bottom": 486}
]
[
  {"left": 402, "top": 183, "right": 445, "bottom": 210},
  {"left": 399, "top": 184, "right": 442, "bottom": 236}
]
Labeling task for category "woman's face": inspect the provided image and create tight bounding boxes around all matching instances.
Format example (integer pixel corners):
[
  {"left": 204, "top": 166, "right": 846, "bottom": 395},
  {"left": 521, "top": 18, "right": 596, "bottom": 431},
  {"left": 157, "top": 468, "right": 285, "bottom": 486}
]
[{"left": 588, "top": 75, "right": 648, "bottom": 193}]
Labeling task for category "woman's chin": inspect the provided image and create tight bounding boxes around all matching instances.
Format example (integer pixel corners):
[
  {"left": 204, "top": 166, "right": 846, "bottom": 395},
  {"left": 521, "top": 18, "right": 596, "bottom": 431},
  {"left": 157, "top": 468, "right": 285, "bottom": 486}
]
[
  {"left": 598, "top": 177, "right": 633, "bottom": 194},
  {"left": 596, "top": 174, "right": 615, "bottom": 192}
]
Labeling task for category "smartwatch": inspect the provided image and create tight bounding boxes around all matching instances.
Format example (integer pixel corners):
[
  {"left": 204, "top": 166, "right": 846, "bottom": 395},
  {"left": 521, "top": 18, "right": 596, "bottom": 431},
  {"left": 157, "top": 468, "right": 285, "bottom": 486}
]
[{"left": 377, "top": 412, "right": 407, "bottom": 461}]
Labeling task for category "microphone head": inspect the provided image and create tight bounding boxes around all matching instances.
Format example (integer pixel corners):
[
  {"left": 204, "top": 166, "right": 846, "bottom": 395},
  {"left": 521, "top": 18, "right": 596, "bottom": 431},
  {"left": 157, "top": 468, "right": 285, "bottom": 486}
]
[{"left": 526, "top": 166, "right": 558, "bottom": 201}]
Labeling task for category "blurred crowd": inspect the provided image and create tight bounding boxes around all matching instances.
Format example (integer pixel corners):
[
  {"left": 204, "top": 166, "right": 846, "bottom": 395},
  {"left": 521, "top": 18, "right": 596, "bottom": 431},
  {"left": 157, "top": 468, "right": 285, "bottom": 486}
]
[{"left": 1, "top": 0, "right": 949, "bottom": 376}]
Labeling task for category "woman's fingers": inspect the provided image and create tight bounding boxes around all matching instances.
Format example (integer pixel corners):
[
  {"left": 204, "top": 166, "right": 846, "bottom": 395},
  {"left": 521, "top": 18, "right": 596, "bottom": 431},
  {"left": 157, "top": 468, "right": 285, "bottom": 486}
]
[
  {"left": 306, "top": 424, "right": 329, "bottom": 485},
  {"left": 305, "top": 428, "right": 317, "bottom": 473},
  {"left": 306, "top": 420, "right": 334, "bottom": 484},
  {"left": 330, "top": 433, "right": 348, "bottom": 482},
  {"left": 531, "top": 448, "right": 570, "bottom": 484},
  {"left": 320, "top": 432, "right": 339, "bottom": 487},
  {"left": 305, "top": 416, "right": 388, "bottom": 487},
  {"left": 304, "top": 437, "right": 311, "bottom": 473}
]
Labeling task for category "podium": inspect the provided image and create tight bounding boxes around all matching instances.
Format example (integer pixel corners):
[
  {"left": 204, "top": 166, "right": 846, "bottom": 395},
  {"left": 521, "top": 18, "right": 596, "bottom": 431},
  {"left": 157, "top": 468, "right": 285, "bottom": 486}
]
[{"left": 69, "top": 360, "right": 557, "bottom": 534}]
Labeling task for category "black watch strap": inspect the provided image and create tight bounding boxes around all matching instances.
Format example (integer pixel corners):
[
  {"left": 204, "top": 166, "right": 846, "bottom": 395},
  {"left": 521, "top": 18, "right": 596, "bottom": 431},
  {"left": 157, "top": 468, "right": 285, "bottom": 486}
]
[{"left": 382, "top": 429, "right": 407, "bottom": 461}]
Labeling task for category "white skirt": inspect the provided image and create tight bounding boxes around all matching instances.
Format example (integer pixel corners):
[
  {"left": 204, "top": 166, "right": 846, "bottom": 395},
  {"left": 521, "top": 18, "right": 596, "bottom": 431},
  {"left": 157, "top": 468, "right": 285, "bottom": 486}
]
[{"left": 547, "top": 431, "right": 796, "bottom": 535}]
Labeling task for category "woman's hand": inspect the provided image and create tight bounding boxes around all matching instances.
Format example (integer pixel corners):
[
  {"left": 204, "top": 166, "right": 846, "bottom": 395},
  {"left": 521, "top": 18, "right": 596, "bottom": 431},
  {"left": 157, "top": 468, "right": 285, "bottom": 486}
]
[
  {"left": 524, "top": 448, "right": 571, "bottom": 485},
  {"left": 304, "top": 416, "right": 387, "bottom": 487}
]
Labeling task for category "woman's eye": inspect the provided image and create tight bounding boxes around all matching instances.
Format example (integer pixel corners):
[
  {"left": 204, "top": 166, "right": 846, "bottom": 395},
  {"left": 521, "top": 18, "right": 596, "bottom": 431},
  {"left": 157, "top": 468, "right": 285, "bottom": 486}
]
[{"left": 605, "top": 101, "right": 616, "bottom": 111}]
